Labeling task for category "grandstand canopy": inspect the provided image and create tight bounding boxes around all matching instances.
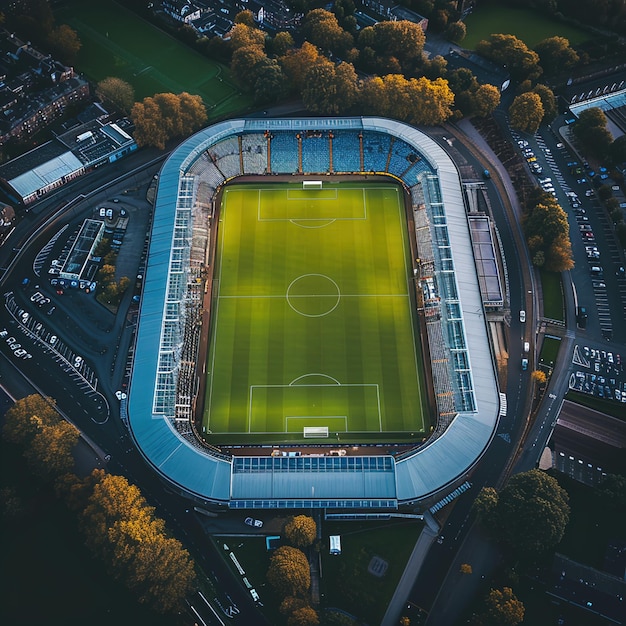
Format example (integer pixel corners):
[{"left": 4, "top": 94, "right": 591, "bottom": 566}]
[{"left": 128, "top": 117, "right": 501, "bottom": 509}]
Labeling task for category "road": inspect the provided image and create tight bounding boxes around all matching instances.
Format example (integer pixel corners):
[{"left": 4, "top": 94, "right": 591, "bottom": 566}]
[{"left": 0, "top": 151, "right": 269, "bottom": 626}]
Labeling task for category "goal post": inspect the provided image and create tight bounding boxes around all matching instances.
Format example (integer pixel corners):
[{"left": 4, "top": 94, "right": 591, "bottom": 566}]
[
  {"left": 303, "top": 180, "right": 322, "bottom": 189},
  {"left": 304, "top": 426, "right": 329, "bottom": 438}
]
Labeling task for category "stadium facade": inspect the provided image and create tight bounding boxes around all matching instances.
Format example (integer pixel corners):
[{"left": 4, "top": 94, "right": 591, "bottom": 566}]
[{"left": 128, "top": 117, "right": 501, "bottom": 512}]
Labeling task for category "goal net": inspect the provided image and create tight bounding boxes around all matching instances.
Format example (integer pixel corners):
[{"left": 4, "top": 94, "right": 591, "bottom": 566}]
[{"left": 304, "top": 426, "right": 329, "bottom": 438}]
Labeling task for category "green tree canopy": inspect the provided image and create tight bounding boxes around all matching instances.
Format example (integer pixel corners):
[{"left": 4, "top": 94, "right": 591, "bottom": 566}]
[
  {"left": 267, "top": 545, "right": 311, "bottom": 597},
  {"left": 523, "top": 193, "right": 573, "bottom": 272},
  {"left": 509, "top": 92, "right": 544, "bottom": 134},
  {"left": 284, "top": 515, "right": 317, "bottom": 548},
  {"left": 234, "top": 9, "right": 255, "bottom": 27}
]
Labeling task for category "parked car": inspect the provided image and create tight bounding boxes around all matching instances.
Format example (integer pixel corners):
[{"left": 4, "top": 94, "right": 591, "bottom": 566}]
[{"left": 244, "top": 517, "right": 263, "bottom": 528}]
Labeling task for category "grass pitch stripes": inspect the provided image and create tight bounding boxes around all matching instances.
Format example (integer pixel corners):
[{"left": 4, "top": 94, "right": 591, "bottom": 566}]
[{"left": 204, "top": 182, "right": 427, "bottom": 441}]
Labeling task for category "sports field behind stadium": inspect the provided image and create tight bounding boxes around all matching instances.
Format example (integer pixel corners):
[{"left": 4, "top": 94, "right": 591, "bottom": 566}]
[
  {"left": 203, "top": 182, "right": 429, "bottom": 444},
  {"left": 57, "top": 0, "right": 250, "bottom": 116}
]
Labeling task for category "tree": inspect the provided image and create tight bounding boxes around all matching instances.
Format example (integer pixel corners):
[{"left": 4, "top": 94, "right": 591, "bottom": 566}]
[
  {"left": 234, "top": 9, "right": 255, "bottom": 27},
  {"left": 366, "top": 20, "right": 426, "bottom": 74},
  {"left": 523, "top": 198, "right": 573, "bottom": 272},
  {"left": 3, "top": 394, "right": 58, "bottom": 446},
  {"left": 406, "top": 77, "right": 455, "bottom": 125},
  {"left": 472, "top": 486, "right": 499, "bottom": 520},
  {"left": 476, "top": 34, "right": 541, "bottom": 82},
  {"left": 284, "top": 515, "right": 317, "bottom": 548},
  {"left": 280, "top": 41, "right": 322, "bottom": 92},
  {"left": 532, "top": 84, "right": 557, "bottom": 122},
  {"left": 445, "top": 20, "right": 466, "bottom": 44},
  {"left": 303, "top": 9, "right": 353, "bottom": 56},
  {"left": 178, "top": 92, "right": 208, "bottom": 135},
  {"left": 302, "top": 61, "right": 358, "bottom": 115},
  {"left": 493, "top": 469, "right": 570, "bottom": 558},
  {"left": 531, "top": 370, "right": 547, "bottom": 385},
  {"left": 610, "top": 135, "right": 626, "bottom": 164},
  {"left": 46, "top": 24, "right": 81, "bottom": 64},
  {"left": 534, "top": 36, "right": 579, "bottom": 77},
  {"left": 573, "top": 107, "right": 613, "bottom": 160},
  {"left": 253, "top": 59, "right": 290, "bottom": 104},
  {"left": 25, "top": 418, "right": 79, "bottom": 480},
  {"left": 231, "top": 45, "right": 268, "bottom": 89},
  {"left": 131, "top": 92, "right": 207, "bottom": 150},
  {"left": 97, "top": 77, "right": 135, "bottom": 114},
  {"left": 80, "top": 471, "right": 150, "bottom": 556},
  {"left": 288, "top": 605, "right": 319, "bottom": 626},
  {"left": 267, "top": 545, "right": 311, "bottom": 597},
  {"left": 509, "top": 92, "right": 544, "bottom": 134},
  {"left": 280, "top": 596, "right": 309, "bottom": 615},
  {"left": 79, "top": 470, "right": 196, "bottom": 613},
  {"left": 460, "top": 563, "right": 473, "bottom": 574},
  {"left": 229, "top": 22, "right": 266, "bottom": 52},
  {"left": 476, "top": 587, "right": 524, "bottom": 626},
  {"left": 272, "top": 31, "right": 294, "bottom": 57},
  {"left": 596, "top": 474, "right": 626, "bottom": 511},
  {"left": 471, "top": 84, "right": 501, "bottom": 118}
]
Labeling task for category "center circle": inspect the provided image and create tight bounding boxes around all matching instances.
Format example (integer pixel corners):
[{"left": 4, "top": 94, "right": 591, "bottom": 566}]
[{"left": 286, "top": 274, "right": 341, "bottom": 317}]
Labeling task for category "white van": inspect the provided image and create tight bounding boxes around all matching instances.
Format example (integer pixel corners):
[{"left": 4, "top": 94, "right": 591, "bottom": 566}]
[{"left": 524, "top": 342, "right": 529, "bottom": 353}]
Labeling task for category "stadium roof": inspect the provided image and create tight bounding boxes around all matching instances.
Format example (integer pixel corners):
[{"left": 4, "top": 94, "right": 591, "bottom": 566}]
[{"left": 128, "top": 117, "right": 501, "bottom": 508}]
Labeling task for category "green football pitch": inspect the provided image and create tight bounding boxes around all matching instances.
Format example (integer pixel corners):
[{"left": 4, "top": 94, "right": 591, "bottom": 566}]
[
  {"left": 56, "top": 0, "right": 250, "bottom": 116},
  {"left": 203, "top": 182, "right": 429, "bottom": 444}
]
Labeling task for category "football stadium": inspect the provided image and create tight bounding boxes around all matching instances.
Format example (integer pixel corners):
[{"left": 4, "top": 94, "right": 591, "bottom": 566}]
[{"left": 128, "top": 117, "right": 500, "bottom": 512}]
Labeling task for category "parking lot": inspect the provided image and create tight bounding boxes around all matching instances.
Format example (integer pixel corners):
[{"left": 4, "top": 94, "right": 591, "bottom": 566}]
[
  {"left": 512, "top": 128, "right": 626, "bottom": 342},
  {"left": 569, "top": 343, "right": 625, "bottom": 402}
]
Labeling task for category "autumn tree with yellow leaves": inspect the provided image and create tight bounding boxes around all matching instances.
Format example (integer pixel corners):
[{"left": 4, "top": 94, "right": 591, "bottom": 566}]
[
  {"left": 80, "top": 470, "right": 196, "bottom": 613},
  {"left": 267, "top": 545, "right": 311, "bottom": 597},
  {"left": 131, "top": 92, "right": 207, "bottom": 150},
  {"left": 284, "top": 515, "right": 317, "bottom": 549}
]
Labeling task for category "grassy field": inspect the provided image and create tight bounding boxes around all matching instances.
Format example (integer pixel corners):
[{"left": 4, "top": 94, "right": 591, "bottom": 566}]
[
  {"left": 539, "top": 335, "right": 562, "bottom": 369},
  {"left": 541, "top": 270, "right": 565, "bottom": 322},
  {"left": 57, "top": 0, "right": 250, "bottom": 117},
  {"left": 203, "top": 182, "right": 428, "bottom": 444},
  {"left": 321, "top": 520, "right": 423, "bottom": 623},
  {"left": 463, "top": 6, "right": 590, "bottom": 50}
]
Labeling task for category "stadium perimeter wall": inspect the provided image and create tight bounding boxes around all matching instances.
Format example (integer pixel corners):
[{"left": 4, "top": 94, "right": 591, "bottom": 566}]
[{"left": 127, "top": 117, "right": 501, "bottom": 509}]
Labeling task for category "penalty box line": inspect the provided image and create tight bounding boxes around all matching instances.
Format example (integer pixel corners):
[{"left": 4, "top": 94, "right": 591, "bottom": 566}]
[
  {"left": 256, "top": 188, "right": 367, "bottom": 222},
  {"left": 286, "top": 416, "right": 348, "bottom": 432},
  {"left": 247, "top": 383, "right": 382, "bottom": 433}
]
